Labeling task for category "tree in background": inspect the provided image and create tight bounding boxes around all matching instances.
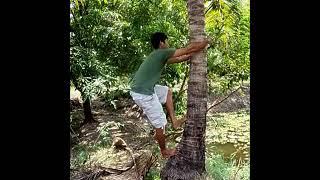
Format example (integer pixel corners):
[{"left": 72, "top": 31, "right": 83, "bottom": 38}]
[
  {"left": 70, "top": 0, "right": 122, "bottom": 124},
  {"left": 206, "top": 0, "right": 250, "bottom": 94},
  {"left": 70, "top": 0, "right": 191, "bottom": 124}
]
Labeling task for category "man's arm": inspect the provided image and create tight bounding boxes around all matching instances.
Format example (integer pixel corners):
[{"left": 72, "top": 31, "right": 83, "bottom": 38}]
[
  {"left": 170, "top": 39, "right": 209, "bottom": 58},
  {"left": 167, "top": 54, "right": 192, "bottom": 64}
]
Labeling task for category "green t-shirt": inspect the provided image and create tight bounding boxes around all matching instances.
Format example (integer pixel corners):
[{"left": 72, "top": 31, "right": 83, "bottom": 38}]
[{"left": 130, "top": 48, "right": 176, "bottom": 95}]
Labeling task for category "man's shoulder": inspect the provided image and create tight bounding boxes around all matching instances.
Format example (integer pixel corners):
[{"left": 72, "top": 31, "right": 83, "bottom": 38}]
[
  {"left": 152, "top": 48, "right": 176, "bottom": 58},
  {"left": 159, "top": 48, "right": 176, "bottom": 52}
]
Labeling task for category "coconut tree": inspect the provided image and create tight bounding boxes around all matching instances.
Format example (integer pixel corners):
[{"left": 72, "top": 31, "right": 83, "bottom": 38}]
[{"left": 161, "top": 0, "right": 208, "bottom": 179}]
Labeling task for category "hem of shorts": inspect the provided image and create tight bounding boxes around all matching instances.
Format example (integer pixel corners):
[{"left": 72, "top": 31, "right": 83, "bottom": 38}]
[
  {"left": 153, "top": 122, "right": 167, "bottom": 129},
  {"left": 162, "top": 87, "right": 169, "bottom": 104}
]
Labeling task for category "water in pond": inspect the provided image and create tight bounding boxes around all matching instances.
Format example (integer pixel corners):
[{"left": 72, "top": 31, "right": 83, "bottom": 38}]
[{"left": 208, "top": 142, "right": 250, "bottom": 164}]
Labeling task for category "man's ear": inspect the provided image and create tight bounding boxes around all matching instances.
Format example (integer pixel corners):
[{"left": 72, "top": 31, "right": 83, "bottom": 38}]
[{"left": 159, "top": 41, "right": 165, "bottom": 48}]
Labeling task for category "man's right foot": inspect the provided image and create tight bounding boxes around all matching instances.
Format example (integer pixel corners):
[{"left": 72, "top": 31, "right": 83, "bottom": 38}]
[
  {"left": 161, "top": 148, "right": 176, "bottom": 158},
  {"left": 172, "top": 116, "right": 187, "bottom": 130}
]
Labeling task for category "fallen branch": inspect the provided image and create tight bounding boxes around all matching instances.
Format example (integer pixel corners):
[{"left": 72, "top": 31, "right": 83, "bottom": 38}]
[
  {"left": 75, "top": 150, "right": 155, "bottom": 180},
  {"left": 206, "top": 86, "right": 242, "bottom": 113},
  {"left": 75, "top": 165, "right": 134, "bottom": 180}
]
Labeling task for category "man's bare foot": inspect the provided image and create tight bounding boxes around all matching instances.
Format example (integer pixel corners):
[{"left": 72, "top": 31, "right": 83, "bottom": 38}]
[
  {"left": 172, "top": 116, "right": 187, "bottom": 130},
  {"left": 161, "top": 148, "right": 177, "bottom": 158}
]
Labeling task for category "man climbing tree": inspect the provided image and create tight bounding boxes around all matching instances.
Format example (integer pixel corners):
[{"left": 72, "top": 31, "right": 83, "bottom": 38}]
[{"left": 130, "top": 32, "right": 209, "bottom": 158}]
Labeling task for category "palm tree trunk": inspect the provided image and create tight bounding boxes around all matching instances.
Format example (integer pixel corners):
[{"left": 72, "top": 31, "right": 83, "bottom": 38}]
[{"left": 161, "top": 0, "right": 207, "bottom": 179}]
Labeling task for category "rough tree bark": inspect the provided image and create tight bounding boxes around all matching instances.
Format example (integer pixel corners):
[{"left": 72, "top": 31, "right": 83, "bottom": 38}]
[{"left": 161, "top": 0, "right": 208, "bottom": 179}]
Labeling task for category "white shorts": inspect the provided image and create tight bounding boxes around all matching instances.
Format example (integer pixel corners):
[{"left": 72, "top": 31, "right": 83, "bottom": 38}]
[{"left": 130, "top": 85, "right": 169, "bottom": 129}]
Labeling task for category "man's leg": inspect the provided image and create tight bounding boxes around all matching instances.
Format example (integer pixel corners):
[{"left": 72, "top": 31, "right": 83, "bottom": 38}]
[
  {"left": 131, "top": 91, "right": 175, "bottom": 158},
  {"left": 165, "top": 88, "right": 186, "bottom": 129},
  {"left": 154, "top": 127, "right": 176, "bottom": 158}
]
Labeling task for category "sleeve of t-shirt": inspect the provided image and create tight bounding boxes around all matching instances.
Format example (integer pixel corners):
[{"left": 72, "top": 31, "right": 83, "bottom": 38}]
[{"left": 161, "top": 48, "right": 176, "bottom": 63}]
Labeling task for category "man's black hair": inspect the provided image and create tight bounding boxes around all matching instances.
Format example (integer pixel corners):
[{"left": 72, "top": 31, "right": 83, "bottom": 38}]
[{"left": 151, "top": 32, "right": 168, "bottom": 49}]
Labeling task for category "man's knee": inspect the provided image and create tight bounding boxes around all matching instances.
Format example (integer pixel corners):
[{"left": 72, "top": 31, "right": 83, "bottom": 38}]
[
  {"left": 154, "top": 127, "right": 164, "bottom": 138},
  {"left": 167, "top": 88, "right": 172, "bottom": 96},
  {"left": 155, "top": 126, "right": 165, "bottom": 133}
]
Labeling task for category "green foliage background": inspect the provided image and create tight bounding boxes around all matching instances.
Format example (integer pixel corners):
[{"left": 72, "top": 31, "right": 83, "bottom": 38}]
[{"left": 70, "top": 0, "right": 250, "bottom": 115}]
